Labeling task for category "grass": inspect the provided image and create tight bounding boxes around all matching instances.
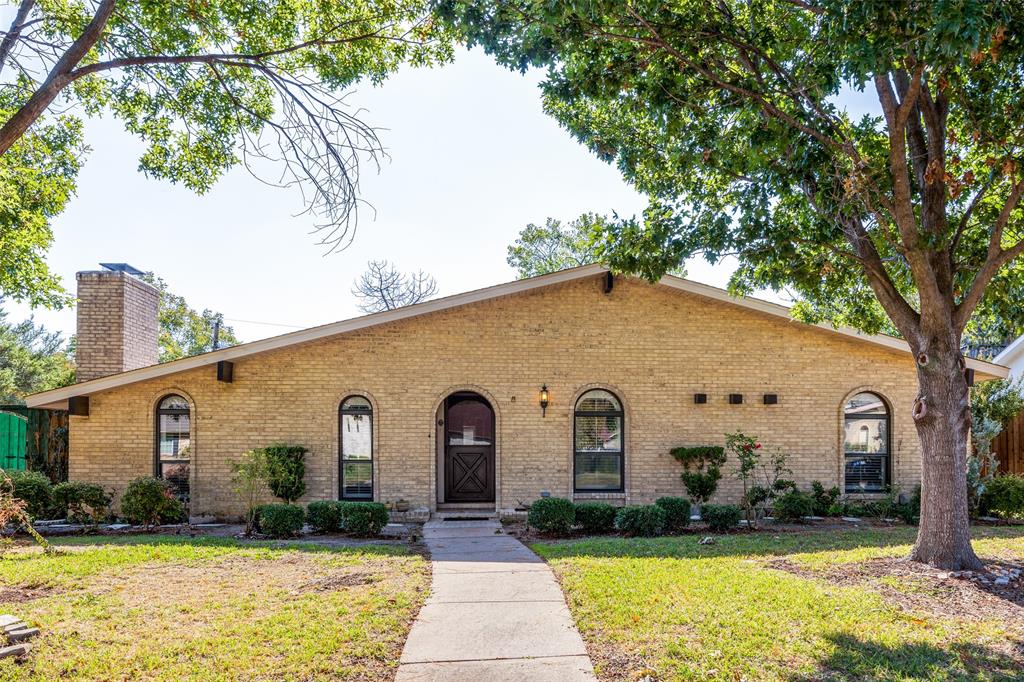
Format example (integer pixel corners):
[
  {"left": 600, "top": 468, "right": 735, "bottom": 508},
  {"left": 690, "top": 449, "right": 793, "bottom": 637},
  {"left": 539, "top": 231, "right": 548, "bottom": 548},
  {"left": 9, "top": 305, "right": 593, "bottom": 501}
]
[
  {"left": 0, "top": 535, "right": 429, "bottom": 681},
  {"left": 533, "top": 525, "right": 1024, "bottom": 681}
]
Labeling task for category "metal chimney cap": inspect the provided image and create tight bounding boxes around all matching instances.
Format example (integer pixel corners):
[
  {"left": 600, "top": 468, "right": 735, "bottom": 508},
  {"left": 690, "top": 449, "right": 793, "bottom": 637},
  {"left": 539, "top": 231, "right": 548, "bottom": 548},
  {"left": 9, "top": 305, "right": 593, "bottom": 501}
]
[{"left": 99, "top": 263, "right": 146, "bottom": 276}]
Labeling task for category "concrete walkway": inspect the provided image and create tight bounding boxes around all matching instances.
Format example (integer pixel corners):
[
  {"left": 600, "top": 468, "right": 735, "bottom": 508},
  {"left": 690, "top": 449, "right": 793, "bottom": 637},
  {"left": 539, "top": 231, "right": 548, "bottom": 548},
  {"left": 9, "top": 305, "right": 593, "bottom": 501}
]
[{"left": 396, "top": 520, "right": 596, "bottom": 681}]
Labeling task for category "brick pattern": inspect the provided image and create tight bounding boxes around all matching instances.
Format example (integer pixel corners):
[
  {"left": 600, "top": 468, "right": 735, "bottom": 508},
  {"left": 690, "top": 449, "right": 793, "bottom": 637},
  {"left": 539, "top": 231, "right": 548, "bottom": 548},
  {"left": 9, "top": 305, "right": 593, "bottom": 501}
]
[
  {"left": 75, "top": 271, "right": 159, "bottom": 382},
  {"left": 69, "top": 275, "right": 921, "bottom": 518}
]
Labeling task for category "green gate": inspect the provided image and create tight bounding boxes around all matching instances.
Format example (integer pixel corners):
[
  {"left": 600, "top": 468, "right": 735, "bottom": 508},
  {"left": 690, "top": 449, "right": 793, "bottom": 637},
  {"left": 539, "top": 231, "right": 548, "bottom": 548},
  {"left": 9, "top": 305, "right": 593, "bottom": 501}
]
[{"left": 0, "top": 411, "right": 28, "bottom": 471}]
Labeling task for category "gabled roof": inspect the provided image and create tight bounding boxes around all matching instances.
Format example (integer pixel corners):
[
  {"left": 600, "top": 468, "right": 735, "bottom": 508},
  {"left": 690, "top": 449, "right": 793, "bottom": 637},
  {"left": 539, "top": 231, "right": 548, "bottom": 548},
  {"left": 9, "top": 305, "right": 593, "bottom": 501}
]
[
  {"left": 993, "top": 334, "right": 1024, "bottom": 371},
  {"left": 26, "top": 264, "right": 1008, "bottom": 409}
]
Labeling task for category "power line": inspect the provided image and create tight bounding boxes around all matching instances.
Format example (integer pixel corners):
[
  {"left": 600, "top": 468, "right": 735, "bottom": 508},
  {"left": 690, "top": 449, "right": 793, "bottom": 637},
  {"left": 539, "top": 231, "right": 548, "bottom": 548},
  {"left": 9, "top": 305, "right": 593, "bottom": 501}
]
[{"left": 222, "top": 317, "right": 309, "bottom": 329}]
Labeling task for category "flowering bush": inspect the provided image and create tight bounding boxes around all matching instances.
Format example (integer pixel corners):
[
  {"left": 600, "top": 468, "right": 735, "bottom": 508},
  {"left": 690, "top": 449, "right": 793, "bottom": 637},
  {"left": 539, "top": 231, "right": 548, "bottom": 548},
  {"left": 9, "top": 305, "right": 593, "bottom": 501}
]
[{"left": 726, "top": 432, "right": 791, "bottom": 527}]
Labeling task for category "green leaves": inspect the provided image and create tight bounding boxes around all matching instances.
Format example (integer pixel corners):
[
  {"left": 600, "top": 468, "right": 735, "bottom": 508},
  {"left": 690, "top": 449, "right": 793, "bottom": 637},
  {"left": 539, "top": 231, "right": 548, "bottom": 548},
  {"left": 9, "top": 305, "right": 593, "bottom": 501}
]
[
  {"left": 140, "top": 274, "right": 239, "bottom": 363},
  {"left": 441, "top": 0, "right": 1024, "bottom": 341}
]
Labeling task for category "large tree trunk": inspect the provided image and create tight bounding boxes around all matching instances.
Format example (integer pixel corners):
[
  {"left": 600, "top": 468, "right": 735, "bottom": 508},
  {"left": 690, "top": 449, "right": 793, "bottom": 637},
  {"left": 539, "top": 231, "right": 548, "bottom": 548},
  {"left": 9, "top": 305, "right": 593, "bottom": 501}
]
[{"left": 908, "top": 339, "right": 983, "bottom": 570}]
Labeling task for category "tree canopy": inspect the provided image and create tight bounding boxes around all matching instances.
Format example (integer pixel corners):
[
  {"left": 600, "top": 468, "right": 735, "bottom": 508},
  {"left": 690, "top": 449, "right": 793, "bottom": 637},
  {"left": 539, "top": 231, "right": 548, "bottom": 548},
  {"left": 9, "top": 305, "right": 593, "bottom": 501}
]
[
  {"left": 440, "top": 0, "right": 1024, "bottom": 569},
  {"left": 141, "top": 275, "right": 239, "bottom": 363},
  {"left": 0, "top": 306, "right": 74, "bottom": 403},
  {"left": 508, "top": 212, "right": 687, "bottom": 278},
  {"left": 0, "top": 0, "right": 453, "bottom": 307}
]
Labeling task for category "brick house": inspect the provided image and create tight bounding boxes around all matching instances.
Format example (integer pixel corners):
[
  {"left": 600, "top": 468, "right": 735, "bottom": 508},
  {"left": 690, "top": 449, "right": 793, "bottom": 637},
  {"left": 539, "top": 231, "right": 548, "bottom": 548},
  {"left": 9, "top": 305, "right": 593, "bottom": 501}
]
[{"left": 26, "top": 264, "right": 1007, "bottom": 520}]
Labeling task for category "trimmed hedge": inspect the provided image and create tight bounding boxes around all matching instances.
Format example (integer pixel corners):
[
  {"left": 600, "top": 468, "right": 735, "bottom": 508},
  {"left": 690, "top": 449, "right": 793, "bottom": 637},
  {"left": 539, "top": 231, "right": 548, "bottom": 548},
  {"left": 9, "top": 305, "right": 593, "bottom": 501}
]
[
  {"left": 257, "top": 503, "right": 306, "bottom": 538},
  {"left": 306, "top": 500, "right": 344, "bottom": 533},
  {"left": 52, "top": 481, "right": 111, "bottom": 523},
  {"left": 701, "top": 504, "right": 742, "bottom": 532},
  {"left": 615, "top": 505, "right": 666, "bottom": 537},
  {"left": 304, "top": 500, "right": 390, "bottom": 535},
  {"left": 119, "top": 476, "right": 184, "bottom": 526},
  {"left": 980, "top": 475, "right": 1024, "bottom": 519},
  {"left": 772, "top": 490, "right": 815, "bottom": 522},
  {"left": 8, "top": 471, "right": 53, "bottom": 519},
  {"left": 342, "top": 502, "right": 390, "bottom": 536},
  {"left": 528, "top": 497, "right": 575, "bottom": 535},
  {"left": 574, "top": 502, "right": 616, "bottom": 534},
  {"left": 655, "top": 496, "right": 691, "bottom": 532},
  {"left": 263, "top": 444, "right": 307, "bottom": 503}
]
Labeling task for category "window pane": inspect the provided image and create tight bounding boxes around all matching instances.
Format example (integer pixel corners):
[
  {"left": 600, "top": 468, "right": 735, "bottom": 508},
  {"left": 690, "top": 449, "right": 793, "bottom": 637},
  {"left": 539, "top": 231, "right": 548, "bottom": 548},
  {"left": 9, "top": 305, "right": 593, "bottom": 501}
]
[
  {"left": 446, "top": 399, "right": 493, "bottom": 445},
  {"left": 342, "top": 461, "right": 372, "bottom": 499},
  {"left": 341, "top": 413, "right": 372, "bottom": 459},
  {"left": 575, "top": 415, "right": 622, "bottom": 452},
  {"left": 576, "top": 389, "right": 621, "bottom": 412},
  {"left": 159, "top": 395, "right": 189, "bottom": 411},
  {"left": 161, "top": 462, "right": 190, "bottom": 499},
  {"left": 342, "top": 396, "right": 371, "bottom": 411},
  {"left": 574, "top": 453, "right": 621, "bottom": 490},
  {"left": 845, "top": 455, "right": 885, "bottom": 492},
  {"left": 158, "top": 412, "right": 190, "bottom": 459},
  {"left": 844, "top": 417, "right": 888, "bottom": 454},
  {"left": 845, "top": 392, "right": 887, "bottom": 416}
]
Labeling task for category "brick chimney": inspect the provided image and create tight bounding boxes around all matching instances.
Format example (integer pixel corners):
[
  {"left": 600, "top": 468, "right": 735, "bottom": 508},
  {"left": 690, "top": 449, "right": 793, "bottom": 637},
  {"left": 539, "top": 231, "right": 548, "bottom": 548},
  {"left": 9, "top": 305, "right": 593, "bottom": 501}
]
[{"left": 75, "top": 265, "right": 159, "bottom": 382}]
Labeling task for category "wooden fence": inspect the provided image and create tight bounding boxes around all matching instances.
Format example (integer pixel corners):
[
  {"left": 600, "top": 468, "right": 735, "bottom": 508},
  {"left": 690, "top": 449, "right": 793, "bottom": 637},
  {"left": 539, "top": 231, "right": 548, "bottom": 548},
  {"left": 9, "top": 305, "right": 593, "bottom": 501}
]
[
  {"left": 993, "top": 410, "right": 1024, "bottom": 475},
  {"left": 0, "top": 406, "right": 69, "bottom": 482}
]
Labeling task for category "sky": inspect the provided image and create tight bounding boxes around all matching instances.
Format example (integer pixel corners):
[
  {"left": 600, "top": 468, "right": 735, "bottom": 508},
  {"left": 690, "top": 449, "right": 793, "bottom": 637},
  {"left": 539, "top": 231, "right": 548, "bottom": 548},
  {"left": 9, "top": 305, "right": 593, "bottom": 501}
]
[{"left": 7, "top": 47, "right": 878, "bottom": 344}]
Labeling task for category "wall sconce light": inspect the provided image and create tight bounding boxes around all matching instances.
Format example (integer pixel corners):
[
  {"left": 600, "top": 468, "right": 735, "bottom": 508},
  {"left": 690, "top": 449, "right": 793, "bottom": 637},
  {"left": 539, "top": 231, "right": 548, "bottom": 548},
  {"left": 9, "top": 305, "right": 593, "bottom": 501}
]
[
  {"left": 540, "top": 384, "right": 549, "bottom": 417},
  {"left": 694, "top": 393, "right": 708, "bottom": 404},
  {"left": 728, "top": 393, "right": 744, "bottom": 405},
  {"left": 763, "top": 393, "right": 778, "bottom": 405}
]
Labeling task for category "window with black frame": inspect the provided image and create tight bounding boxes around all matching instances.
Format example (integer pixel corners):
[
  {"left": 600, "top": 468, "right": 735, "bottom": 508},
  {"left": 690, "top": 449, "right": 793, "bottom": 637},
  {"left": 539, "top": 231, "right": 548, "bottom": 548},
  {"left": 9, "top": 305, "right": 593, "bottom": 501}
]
[
  {"left": 155, "top": 394, "right": 191, "bottom": 500},
  {"left": 843, "top": 392, "right": 890, "bottom": 493},
  {"left": 574, "top": 389, "right": 624, "bottom": 492},
  {"left": 340, "top": 396, "right": 373, "bottom": 500}
]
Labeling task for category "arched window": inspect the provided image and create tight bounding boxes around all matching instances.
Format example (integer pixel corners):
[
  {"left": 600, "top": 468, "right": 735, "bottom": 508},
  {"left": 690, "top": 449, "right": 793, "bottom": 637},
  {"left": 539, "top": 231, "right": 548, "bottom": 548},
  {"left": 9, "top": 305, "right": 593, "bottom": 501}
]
[
  {"left": 155, "top": 394, "right": 190, "bottom": 500},
  {"left": 843, "top": 392, "right": 890, "bottom": 493},
  {"left": 574, "top": 389, "right": 624, "bottom": 492},
  {"left": 340, "top": 396, "right": 373, "bottom": 500}
]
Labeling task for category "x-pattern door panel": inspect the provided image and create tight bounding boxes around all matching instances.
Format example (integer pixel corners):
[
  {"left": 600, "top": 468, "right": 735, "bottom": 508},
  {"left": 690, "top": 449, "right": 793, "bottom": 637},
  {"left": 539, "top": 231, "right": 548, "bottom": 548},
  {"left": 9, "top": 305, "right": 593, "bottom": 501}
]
[{"left": 445, "top": 446, "right": 495, "bottom": 502}]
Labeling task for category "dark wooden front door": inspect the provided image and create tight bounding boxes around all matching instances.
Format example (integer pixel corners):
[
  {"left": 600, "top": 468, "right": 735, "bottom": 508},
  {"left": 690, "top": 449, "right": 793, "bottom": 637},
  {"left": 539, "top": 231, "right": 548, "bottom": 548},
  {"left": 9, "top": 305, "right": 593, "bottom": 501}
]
[{"left": 443, "top": 393, "right": 495, "bottom": 503}]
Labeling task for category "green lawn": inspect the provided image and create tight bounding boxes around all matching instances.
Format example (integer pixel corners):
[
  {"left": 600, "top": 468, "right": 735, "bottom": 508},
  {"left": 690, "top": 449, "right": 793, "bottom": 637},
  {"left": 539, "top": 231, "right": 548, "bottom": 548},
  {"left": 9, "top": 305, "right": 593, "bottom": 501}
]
[
  {"left": 534, "top": 526, "right": 1024, "bottom": 681},
  {"left": 0, "top": 535, "right": 429, "bottom": 681}
]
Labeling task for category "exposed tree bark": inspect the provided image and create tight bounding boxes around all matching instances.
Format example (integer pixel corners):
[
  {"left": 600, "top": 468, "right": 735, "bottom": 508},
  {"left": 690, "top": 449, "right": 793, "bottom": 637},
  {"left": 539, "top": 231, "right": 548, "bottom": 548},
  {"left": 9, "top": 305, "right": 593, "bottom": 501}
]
[
  {"left": 0, "top": 0, "right": 115, "bottom": 155},
  {"left": 0, "top": 0, "right": 37, "bottom": 75},
  {"left": 908, "top": 336, "right": 981, "bottom": 569}
]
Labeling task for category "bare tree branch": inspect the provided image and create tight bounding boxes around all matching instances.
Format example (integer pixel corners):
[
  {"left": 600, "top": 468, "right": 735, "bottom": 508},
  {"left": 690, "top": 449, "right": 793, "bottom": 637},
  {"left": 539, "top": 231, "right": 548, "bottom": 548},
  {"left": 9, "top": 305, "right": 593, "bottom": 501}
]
[{"left": 352, "top": 260, "right": 438, "bottom": 313}]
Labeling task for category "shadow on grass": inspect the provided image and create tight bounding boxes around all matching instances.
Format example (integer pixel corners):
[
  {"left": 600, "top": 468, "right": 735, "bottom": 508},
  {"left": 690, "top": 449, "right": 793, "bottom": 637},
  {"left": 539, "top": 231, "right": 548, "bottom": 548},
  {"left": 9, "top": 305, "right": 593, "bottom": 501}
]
[
  {"left": 43, "top": 533, "right": 411, "bottom": 556},
  {"left": 792, "top": 632, "right": 1024, "bottom": 681},
  {"left": 532, "top": 525, "right": 1024, "bottom": 562}
]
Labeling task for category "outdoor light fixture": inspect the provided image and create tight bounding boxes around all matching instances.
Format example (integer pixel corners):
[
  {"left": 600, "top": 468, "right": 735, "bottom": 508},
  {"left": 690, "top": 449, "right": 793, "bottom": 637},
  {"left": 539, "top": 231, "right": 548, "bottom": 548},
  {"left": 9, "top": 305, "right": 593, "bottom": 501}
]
[{"left": 540, "top": 385, "right": 549, "bottom": 417}]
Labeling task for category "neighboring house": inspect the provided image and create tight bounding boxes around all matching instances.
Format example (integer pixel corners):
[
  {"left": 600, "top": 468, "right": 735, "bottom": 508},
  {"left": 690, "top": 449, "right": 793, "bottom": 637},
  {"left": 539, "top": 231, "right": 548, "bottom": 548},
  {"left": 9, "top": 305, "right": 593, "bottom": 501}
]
[
  {"left": 27, "top": 265, "right": 1008, "bottom": 520},
  {"left": 993, "top": 336, "right": 1024, "bottom": 381},
  {"left": 992, "top": 338, "right": 1024, "bottom": 475}
]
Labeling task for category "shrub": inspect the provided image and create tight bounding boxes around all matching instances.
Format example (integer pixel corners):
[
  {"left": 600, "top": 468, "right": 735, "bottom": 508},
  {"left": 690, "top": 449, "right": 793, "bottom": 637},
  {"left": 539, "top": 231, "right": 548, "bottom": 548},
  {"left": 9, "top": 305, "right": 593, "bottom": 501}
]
[
  {"left": 7, "top": 471, "right": 53, "bottom": 519},
  {"left": 340, "top": 502, "right": 390, "bottom": 536},
  {"left": 810, "top": 481, "right": 841, "bottom": 516},
  {"left": 980, "top": 475, "right": 1024, "bottom": 519},
  {"left": 670, "top": 445, "right": 726, "bottom": 505},
  {"left": 119, "top": 477, "right": 185, "bottom": 527},
  {"left": 231, "top": 449, "right": 269, "bottom": 534},
  {"left": 306, "top": 500, "right": 344, "bottom": 533},
  {"left": 263, "top": 444, "right": 307, "bottom": 503},
  {"left": 655, "top": 496, "right": 691, "bottom": 532},
  {"left": 51, "top": 481, "right": 111, "bottom": 523},
  {"left": 772, "top": 490, "right": 815, "bottom": 522},
  {"left": 615, "top": 505, "right": 667, "bottom": 537},
  {"left": 898, "top": 485, "right": 922, "bottom": 525},
  {"left": 573, "top": 502, "right": 616, "bottom": 534},
  {"left": 257, "top": 503, "right": 306, "bottom": 538},
  {"left": 701, "top": 504, "right": 742, "bottom": 532},
  {"left": 528, "top": 497, "right": 575, "bottom": 535}
]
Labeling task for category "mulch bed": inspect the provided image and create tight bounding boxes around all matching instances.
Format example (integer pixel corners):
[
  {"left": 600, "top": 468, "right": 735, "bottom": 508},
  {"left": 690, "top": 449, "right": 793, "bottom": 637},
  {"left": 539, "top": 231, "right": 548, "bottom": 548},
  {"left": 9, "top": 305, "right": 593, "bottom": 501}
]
[{"left": 768, "top": 556, "right": 1024, "bottom": 626}]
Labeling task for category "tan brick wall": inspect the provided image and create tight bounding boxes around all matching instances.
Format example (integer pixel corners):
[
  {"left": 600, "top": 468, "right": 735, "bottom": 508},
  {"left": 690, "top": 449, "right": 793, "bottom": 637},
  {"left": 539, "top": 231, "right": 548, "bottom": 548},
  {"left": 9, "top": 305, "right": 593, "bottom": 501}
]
[
  {"left": 75, "top": 271, "right": 159, "bottom": 382},
  {"left": 69, "top": 274, "right": 922, "bottom": 518}
]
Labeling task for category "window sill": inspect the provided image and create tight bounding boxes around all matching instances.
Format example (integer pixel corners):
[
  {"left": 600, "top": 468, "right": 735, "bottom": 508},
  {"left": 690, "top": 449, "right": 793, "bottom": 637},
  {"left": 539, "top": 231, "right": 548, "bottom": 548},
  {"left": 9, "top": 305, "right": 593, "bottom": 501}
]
[{"left": 573, "top": 492, "right": 627, "bottom": 500}]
